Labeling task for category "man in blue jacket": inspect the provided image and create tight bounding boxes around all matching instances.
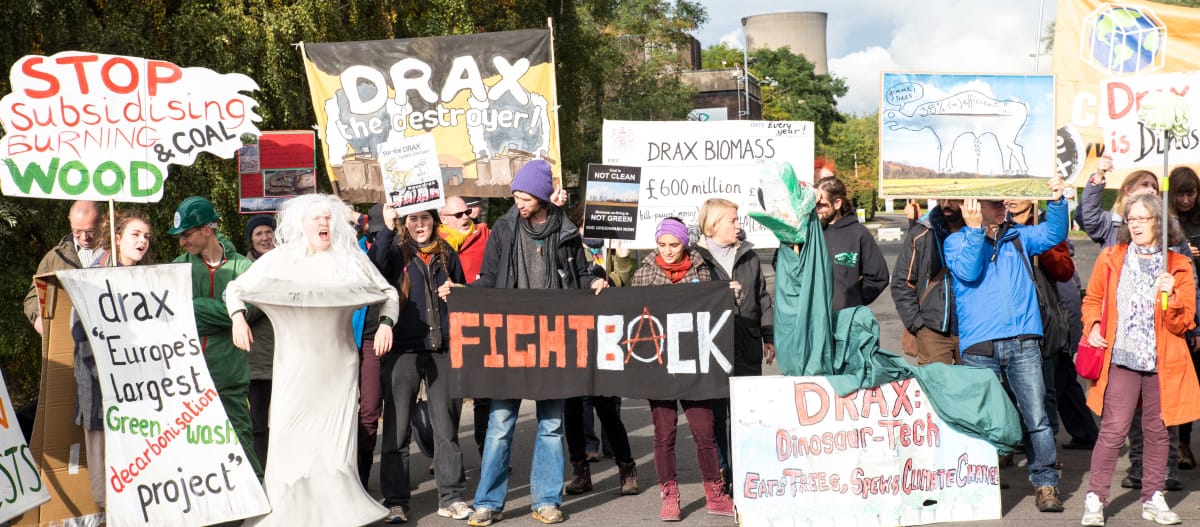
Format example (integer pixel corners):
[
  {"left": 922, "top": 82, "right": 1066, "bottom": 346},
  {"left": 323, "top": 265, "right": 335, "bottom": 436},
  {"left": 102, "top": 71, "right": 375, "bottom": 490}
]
[{"left": 945, "top": 174, "right": 1067, "bottom": 513}]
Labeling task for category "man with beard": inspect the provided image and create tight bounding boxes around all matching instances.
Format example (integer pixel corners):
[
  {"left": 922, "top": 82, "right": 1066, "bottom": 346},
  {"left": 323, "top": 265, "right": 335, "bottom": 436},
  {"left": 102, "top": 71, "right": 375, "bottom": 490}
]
[
  {"left": 814, "top": 175, "right": 889, "bottom": 311},
  {"left": 468, "top": 160, "right": 607, "bottom": 526},
  {"left": 891, "top": 199, "right": 965, "bottom": 365}
]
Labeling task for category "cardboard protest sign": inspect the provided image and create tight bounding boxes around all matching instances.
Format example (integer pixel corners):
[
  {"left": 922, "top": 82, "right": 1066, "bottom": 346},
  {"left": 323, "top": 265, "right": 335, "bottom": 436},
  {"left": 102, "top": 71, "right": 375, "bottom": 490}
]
[
  {"left": 301, "top": 29, "right": 561, "bottom": 202},
  {"left": 238, "top": 131, "right": 317, "bottom": 214},
  {"left": 0, "top": 51, "right": 261, "bottom": 202},
  {"left": 1054, "top": 0, "right": 1200, "bottom": 180},
  {"left": 1101, "top": 71, "right": 1200, "bottom": 168},
  {"left": 601, "top": 120, "right": 813, "bottom": 249},
  {"left": 379, "top": 133, "right": 446, "bottom": 217},
  {"left": 0, "top": 370, "right": 50, "bottom": 524},
  {"left": 879, "top": 73, "right": 1055, "bottom": 199},
  {"left": 732, "top": 376, "right": 1000, "bottom": 526},
  {"left": 583, "top": 164, "right": 640, "bottom": 240},
  {"left": 449, "top": 282, "right": 734, "bottom": 400},
  {"left": 11, "top": 275, "right": 104, "bottom": 527},
  {"left": 57, "top": 264, "right": 269, "bottom": 527}
]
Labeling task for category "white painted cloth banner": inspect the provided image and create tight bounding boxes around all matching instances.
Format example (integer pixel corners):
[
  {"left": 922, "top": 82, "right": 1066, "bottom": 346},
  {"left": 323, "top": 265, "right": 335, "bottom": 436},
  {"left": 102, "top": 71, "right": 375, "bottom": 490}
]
[
  {"left": 1101, "top": 71, "right": 1200, "bottom": 168},
  {"left": 731, "top": 376, "right": 1000, "bottom": 526},
  {"left": 602, "top": 120, "right": 814, "bottom": 249},
  {"left": 0, "top": 51, "right": 261, "bottom": 202},
  {"left": 0, "top": 370, "right": 49, "bottom": 524},
  {"left": 380, "top": 133, "right": 447, "bottom": 217},
  {"left": 57, "top": 264, "right": 269, "bottom": 527}
]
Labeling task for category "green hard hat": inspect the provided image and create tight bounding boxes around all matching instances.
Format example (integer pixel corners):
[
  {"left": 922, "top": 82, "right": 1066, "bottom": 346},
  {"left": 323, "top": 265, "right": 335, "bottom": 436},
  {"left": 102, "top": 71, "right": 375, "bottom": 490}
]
[{"left": 169, "top": 196, "right": 219, "bottom": 235}]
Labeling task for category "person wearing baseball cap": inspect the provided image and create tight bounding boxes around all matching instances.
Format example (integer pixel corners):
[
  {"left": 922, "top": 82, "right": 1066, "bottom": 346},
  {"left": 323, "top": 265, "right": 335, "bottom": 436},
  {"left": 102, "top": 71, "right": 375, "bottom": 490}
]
[{"left": 170, "top": 195, "right": 264, "bottom": 479}]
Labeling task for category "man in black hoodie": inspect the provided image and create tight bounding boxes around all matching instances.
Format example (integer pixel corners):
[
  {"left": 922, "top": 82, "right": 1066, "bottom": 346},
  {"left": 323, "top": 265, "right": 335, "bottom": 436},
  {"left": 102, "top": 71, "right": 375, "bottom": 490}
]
[
  {"left": 815, "top": 176, "right": 889, "bottom": 311},
  {"left": 890, "top": 199, "right": 964, "bottom": 365}
]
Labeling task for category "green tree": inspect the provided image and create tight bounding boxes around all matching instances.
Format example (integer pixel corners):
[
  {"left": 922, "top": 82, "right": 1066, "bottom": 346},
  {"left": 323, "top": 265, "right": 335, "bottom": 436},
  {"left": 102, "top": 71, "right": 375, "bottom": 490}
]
[{"left": 822, "top": 113, "right": 880, "bottom": 217}]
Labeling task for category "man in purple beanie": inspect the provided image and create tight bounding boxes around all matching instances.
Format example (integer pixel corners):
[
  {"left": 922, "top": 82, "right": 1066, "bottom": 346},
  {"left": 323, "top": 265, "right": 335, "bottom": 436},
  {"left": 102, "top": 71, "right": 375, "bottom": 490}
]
[{"left": 468, "top": 159, "right": 607, "bottom": 526}]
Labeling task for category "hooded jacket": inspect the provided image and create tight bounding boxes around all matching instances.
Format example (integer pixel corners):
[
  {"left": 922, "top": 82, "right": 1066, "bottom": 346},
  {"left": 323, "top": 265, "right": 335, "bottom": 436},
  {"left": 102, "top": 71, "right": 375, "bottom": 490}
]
[
  {"left": 472, "top": 204, "right": 602, "bottom": 290},
  {"left": 694, "top": 240, "right": 774, "bottom": 376},
  {"left": 373, "top": 229, "right": 466, "bottom": 352},
  {"left": 1082, "top": 245, "right": 1200, "bottom": 426},
  {"left": 823, "top": 213, "right": 889, "bottom": 311},
  {"left": 945, "top": 197, "right": 1068, "bottom": 352},
  {"left": 890, "top": 207, "right": 956, "bottom": 335}
]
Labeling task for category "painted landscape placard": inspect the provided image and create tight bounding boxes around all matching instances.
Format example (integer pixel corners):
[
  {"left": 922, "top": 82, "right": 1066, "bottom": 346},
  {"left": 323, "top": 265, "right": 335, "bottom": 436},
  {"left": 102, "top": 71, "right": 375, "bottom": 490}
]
[{"left": 879, "top": 73, "right": 1055, "bottom": 199}]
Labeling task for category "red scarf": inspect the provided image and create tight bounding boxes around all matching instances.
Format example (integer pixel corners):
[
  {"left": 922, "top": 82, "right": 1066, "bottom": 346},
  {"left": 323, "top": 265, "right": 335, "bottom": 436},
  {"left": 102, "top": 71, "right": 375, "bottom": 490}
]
[{"left": 656, "top": 253, "right": 692, "bottom": 283}]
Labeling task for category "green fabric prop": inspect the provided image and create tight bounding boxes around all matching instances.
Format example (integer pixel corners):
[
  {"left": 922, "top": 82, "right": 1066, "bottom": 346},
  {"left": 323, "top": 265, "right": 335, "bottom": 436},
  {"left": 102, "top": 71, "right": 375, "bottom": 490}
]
[{"left": 749, "top": 161, "right": 1021, "bottom": 454}]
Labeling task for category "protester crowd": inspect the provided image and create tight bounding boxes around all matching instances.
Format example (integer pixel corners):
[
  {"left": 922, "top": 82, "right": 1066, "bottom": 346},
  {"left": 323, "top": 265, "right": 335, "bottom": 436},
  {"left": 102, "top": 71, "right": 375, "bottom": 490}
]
[{"left": 27, "top": 153, "right": 1200, "bottom": 526}]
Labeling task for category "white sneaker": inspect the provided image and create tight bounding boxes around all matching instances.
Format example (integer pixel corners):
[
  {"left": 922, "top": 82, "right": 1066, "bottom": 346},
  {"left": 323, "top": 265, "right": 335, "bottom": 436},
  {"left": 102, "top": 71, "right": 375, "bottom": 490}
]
[
  {"left": 439, "top": 501, "right": 474, "bottom": 520},
  {"left": 1142, "top": 491, "right": 1181, "bottom": 525},
  {"left": 1080, "top": 492, "right": 1104, "bottom": 526}
]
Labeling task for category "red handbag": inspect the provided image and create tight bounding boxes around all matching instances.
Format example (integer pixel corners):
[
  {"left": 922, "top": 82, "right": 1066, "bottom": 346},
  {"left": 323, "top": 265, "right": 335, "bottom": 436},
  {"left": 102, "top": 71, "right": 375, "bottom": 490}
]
[{"left": 1075, "top": 267, "right": 1109, "bottom": 381}]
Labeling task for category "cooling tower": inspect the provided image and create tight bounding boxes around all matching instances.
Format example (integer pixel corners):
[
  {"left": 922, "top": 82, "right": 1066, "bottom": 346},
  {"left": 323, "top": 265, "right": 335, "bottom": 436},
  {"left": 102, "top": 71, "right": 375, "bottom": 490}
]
[{"left": 742, "top": 12, "right": 829, "bottom": 75}]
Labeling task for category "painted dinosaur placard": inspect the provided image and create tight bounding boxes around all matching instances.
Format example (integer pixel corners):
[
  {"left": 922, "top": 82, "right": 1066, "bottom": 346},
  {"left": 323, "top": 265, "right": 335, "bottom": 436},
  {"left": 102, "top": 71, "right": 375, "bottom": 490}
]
[{"left": 879, "top": 73, "right": 1055, "bottom": 199}]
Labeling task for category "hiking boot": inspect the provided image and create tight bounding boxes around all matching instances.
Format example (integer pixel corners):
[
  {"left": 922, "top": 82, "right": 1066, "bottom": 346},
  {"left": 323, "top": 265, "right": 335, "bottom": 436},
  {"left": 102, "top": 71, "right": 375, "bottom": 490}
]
[
  {"left": 585, "top": 451, "right": 601, "bottom": 463},
  {"left": 1165, "top": 478, "right": 1183, "bottom": 491},
  {"left": 1179, "top": 444, "right": 1196, "bottom": 470},
  {"left": 703, "top": 480, "right": 735, "bottom": 517},
  {"left": 565, "top": 460, "right": 592, "bottom": 495},
  {"left": 438, "top": 501, "right": 474, "bottom": 520},
  {"left": 1035, "top": 486, "right": 1064, "bottom": 513},
  {"left": 1122, "top": 475, "right": 1143, "bottom": 489},
  {"left": 384, "top": 505, "right": 409, "bottom": 524},
  {"left": 617, "top": 460, "right": 639, "bottom": 495},
  {"left": 531, "top": 505, "right": 565, "bottom": 524},
  {"left": 659, "top": 480, "right": 681, "bottom": 521},
  {"left": 998, "top": 453, "right": 1014, "bottom": 468},
  {"left": 1142, "top": 491, "right": 1181, "bottom": 525},
  {"left": 1080, "top": 491, "right": 1104, "bottom": 526},
  {"left": 468, "top": 508, "right": 502, "bottom": 527}
]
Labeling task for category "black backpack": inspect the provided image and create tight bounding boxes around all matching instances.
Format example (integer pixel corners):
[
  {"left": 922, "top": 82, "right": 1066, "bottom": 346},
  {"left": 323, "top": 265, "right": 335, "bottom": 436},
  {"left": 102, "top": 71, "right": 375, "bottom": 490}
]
[{"left": 1013, "top": 237, "right": 1070, "bottom": 359}]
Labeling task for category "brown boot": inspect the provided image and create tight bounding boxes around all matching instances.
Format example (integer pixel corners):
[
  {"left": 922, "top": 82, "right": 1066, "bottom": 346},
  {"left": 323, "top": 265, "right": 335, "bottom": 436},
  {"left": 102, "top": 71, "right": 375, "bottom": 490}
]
[
  {"left": 617, "top": 460, "right": 639, "bottom": 495},
  {"left": 565, "top": 460, "right": 592, "bottom": 495},
  {"left": 659, "top": 480, "right": 681, "bottom": 521},
  {"left": 703, "top": 480, "right": 735, "bottom": 517}
]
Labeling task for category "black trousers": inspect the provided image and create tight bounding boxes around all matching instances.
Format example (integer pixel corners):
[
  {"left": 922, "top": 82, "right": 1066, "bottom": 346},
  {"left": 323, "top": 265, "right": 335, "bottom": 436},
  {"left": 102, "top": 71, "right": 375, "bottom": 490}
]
[{"left": 565, "top": 396, "right": 633, "bottom": 463}]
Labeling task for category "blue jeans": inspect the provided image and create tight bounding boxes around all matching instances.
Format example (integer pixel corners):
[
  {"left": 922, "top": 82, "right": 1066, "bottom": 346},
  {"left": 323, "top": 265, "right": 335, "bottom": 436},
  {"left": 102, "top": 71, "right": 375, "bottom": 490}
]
[
  {"left": 962, "top": 338, "right": 1059, "bottom": 487},
  {"left": 473, "top": 399, "right": 565, "bottom": 511}
]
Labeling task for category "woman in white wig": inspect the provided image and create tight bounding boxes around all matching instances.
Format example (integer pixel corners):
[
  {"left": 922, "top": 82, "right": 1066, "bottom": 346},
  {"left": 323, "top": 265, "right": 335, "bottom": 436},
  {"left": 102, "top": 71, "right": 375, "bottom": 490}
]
[{"left": 229, "top": 194, "right": 399, "bottom": 527}]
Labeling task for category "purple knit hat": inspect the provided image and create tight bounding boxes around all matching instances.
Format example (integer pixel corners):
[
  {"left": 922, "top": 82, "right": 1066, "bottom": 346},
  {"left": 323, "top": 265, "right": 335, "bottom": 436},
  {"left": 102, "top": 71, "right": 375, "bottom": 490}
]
[
  {"left": 655, "top": 217, "right": 690, "bottom": 246},
  {"left": 510, "top": 160, "right": 555, "bottom": 202}
]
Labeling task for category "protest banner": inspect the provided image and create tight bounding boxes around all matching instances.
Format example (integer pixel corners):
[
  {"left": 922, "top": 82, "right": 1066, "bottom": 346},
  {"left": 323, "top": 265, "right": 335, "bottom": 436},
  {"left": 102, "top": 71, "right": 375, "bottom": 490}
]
[
  {"left": 583, "top": 164, "right": 640, "bottom": 240},
  {"left": 57, "top": 264, "right": 269, "bottom": 527},
  {"left": 0, "top": 51, "right": 261, "bottom": 202},
  {"left": 732, "top": 376, "right": 1000, "bottom": 526},
  {"left": 301, "top": 28, "right": 561, "bottom": 203},
  {"left": 1054, "top": 0, "right": 1200, "bottom": 181},
  {"left": 0, "top": 370, "right": 49, "bottom": 524},
  {"left": 379, "top": 133, "right": 446, "bottom": 216},
  {"left": 601, "top": 120, "right": 813, "bottom": 249},
  {"left": 879, "top": 73, "right": 1055, "bottom": 199},
  {"left": 238, "top": 131, "right": 317, "bottom": 214},
  {"left": 448, "top": 282, "right": 733, "bottom": 400},
  {"left": 1101, "top": 70, "right": 1200, "bottom": 168}
]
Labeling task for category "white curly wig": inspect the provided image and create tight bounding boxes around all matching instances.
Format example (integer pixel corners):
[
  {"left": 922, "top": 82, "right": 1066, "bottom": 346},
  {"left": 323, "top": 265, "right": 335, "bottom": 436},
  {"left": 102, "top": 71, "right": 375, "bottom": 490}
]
[{"left": 274, "top": 194, "right": 360, "bottom": 256}]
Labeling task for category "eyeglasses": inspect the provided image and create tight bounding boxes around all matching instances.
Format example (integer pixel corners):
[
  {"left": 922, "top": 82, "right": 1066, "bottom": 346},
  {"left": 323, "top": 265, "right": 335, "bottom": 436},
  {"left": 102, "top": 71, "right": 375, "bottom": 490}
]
[
  {"left": 1126, "top": 215, "right": 1154, "bottom": 224},
  {"left": 442, "top": 210, "right": 470, "bottom": 219},
  {"left": 72, "top": 228, "right": 97, "bottom": 237}
]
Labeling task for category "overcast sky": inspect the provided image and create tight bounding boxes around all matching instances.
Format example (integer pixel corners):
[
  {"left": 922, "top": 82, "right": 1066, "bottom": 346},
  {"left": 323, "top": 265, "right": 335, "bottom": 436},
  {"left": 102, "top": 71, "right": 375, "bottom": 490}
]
[{"left": 693, "top": 0, "right": 1055, "bottom": 115}]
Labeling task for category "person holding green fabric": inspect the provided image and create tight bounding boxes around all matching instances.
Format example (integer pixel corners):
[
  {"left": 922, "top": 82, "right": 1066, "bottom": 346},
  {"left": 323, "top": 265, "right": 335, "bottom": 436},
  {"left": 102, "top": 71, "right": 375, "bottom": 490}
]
[{"left": 169, "top": 195, "right": 263, "bottom": 479}]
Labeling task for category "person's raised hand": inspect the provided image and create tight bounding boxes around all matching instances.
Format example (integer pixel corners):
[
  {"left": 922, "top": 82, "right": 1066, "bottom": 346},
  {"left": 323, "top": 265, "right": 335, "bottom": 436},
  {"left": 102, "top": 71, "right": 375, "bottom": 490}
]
[
  {"left": 382, "top": 203, "right": 398, "bottom": 230},
  {"left": 1092, "top": 153, "right": 1113, "bottom": 185},
  {"left": 962, "top": 199, "right": 983, "bottom": 229},
  {"left": 1048, "top": 173, "right": 1066, "bottom": 201}
]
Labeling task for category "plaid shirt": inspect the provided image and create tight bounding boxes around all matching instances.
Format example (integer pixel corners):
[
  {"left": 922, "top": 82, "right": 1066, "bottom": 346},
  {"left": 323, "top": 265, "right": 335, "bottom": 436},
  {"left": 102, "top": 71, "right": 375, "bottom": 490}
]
[{"left": 629, "top": 249, "right": 712, "bottom": 287}]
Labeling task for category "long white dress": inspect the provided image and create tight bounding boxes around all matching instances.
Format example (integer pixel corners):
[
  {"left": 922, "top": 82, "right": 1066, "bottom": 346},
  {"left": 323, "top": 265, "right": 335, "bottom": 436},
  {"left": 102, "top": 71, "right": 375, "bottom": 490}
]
[{"left": 227, "top": 247, "right": 398, "bottom": 527}]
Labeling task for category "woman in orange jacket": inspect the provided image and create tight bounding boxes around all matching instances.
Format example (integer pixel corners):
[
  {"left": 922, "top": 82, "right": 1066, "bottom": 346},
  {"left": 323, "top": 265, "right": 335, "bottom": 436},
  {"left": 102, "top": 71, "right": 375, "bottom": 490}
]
[{"left": 1079, "top": 193, "right": 1200, "bottom": 526}]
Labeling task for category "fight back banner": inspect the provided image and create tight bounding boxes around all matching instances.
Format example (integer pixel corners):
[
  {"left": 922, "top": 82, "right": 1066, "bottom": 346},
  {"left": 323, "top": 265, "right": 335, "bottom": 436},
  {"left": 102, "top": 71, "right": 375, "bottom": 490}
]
[
  {"left": 58, "top": 264, "right": 269, "bottom": 527},
  {"left": 301, "top": 29, "right": 561, "bottom": 203},
  {"left": 732, "top": 376, "right": 1000, "bottom": 526},
  {"left": 448, "top": 282, "right": 734, "bottom": 400}
]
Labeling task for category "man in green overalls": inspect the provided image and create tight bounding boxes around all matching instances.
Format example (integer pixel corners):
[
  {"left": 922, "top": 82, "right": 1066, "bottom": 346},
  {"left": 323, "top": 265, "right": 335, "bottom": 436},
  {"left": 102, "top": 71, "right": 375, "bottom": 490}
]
[{"left": 169, "top": 196, "right": 263, "bottom": 478}]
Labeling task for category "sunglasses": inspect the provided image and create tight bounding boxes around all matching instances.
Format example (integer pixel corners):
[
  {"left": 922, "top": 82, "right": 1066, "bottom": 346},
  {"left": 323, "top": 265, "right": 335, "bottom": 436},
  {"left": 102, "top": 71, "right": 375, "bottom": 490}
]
[{"left": 443, "top": 210, "right": 470, "bottom": 219}]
